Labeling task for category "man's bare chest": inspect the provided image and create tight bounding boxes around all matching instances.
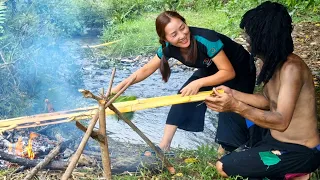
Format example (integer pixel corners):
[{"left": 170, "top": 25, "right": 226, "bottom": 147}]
[{"left": 264, "top": 79, "right": 280, "bottom": 111}]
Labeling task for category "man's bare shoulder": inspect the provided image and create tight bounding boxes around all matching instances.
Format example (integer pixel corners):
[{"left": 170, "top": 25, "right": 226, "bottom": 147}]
[{"left": 281, "top": 53, "right": 309, "bottom": 75}]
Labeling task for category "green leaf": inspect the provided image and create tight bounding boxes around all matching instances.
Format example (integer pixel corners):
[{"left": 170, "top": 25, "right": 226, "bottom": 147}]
[
  {"left": 112, "top": 95, "right": 137, "bottom": 120},
  {"left": 259, "top": 151, "right": 281, "bottom": 166},
  {"left": 114, "top": 95, "right": 137, "bottom": 102}
]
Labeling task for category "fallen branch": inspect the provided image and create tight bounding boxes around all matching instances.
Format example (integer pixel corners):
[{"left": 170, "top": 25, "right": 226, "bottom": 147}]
[{"left": 23, "top": 143, "right": 61, "bottom": 180}]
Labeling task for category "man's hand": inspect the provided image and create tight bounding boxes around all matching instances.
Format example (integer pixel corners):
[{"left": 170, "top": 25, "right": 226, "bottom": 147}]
[
  {"left": 205, "top": 88, "right": 238, "bottom": 112},
  {"left": 180, "top": 80, "right": 202, "bottom": 96},
  {"left": 215, "top": 85, "right": 233, "bottom": 96}
]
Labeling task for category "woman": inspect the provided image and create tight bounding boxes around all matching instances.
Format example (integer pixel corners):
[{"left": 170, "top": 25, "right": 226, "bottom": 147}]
[{"left": 112, "top": 11, "right": 257, "bottom": 154}]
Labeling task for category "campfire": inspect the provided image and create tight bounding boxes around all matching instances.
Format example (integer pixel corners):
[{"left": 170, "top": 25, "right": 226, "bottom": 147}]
[{"left": 7, "top": 132, "right": 38, "bottom": 160}]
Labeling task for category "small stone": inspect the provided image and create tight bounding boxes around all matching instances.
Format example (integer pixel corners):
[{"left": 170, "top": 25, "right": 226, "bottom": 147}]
[
  {"left": 310, "top": 42, "right": 317, "bottom": 46},
  {"left": 133, "top": 55, "right": 142, "bottom": 62},
  {"left": 301, "top": 54, "right": 308, "bottom": 59}
]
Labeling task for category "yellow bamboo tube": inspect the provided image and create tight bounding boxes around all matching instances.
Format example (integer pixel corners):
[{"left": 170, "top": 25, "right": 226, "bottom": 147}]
[{"left": 0, "top": 91, "right": 213, "bottom": 132}]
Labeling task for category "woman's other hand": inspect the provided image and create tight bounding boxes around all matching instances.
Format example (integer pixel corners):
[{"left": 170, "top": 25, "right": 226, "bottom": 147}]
[{"left": 180, "top": 80, "right": 202, "bottom": 96}]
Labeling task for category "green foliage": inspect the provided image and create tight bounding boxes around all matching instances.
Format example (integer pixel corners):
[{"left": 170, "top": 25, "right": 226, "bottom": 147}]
[
  {"left": 101, "top": 13, "right": 159, "bottom": 57},
  {"left": 72, "top": 0, "right": 112, "bottom": 28},
  {"left": 114, "top": 95, "right": 137, "bottom": 103},
  {"left": 101, "top": 0, "right": 320, "bottom": 57}
]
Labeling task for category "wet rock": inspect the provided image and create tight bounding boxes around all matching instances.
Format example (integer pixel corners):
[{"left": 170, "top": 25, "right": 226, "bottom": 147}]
[
  {"left": 63, "top": 148, "right": 74, "bottom": 158},
  {"left": 94, "top": 71, "right": 104, "bottom": 76},
  {"left": 121, "top": 58, "right": 135, "bottom": 64}
]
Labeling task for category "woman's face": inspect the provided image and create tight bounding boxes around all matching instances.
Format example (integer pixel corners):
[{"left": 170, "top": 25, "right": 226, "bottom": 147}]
[{"left": 164, "top": 17, "right": 190, "bottom": 48}]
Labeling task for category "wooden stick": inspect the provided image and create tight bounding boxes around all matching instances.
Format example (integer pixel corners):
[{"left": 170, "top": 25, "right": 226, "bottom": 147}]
[
  {"left": 105, "top": 68, "right": 116, "bottom": 99},
  {"left": 99, "top": 99, "right": 112, "bottom": 179},
  {"left": 82, "top": 40, "right": 121, "bottom": 48},
  {"left": 61, "top": 75, "right": 136, "bottom": 180},
  {"left": 23, "top": 143, "right": 61, "bottom": 180},
  {"left": 75, "top": 121, "right": 105, "bottom": 144},
  {"left": 108, "top": 104, "right": 175, "bottom": 174}
]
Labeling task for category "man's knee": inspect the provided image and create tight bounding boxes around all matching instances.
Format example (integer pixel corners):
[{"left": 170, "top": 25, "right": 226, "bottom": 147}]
[{"left": 216, "top": 161, "right": 228, "bottom": 178}]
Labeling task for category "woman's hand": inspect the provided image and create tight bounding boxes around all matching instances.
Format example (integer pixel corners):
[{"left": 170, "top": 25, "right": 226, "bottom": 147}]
[{"left": 180, "top": 80, "right": 202, "bottom": 96}]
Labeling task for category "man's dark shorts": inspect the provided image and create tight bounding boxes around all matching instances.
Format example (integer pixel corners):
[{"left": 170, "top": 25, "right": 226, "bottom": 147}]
[{"left": 220, "top": 133, "right": 320, "bottom": 179}]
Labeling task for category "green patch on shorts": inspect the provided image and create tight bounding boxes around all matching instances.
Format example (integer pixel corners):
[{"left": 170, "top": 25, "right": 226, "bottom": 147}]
[{"left": 259, "top": 151, "right": 281, "bottom": 168}]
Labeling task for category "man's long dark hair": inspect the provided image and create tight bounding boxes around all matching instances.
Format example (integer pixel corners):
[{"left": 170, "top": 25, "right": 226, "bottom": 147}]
[
  {"left": 240, "top": 1, "right": 294, "bottom": 85},
  {"left": 155, "top": 11, "right": 197, "bottom": 82}
]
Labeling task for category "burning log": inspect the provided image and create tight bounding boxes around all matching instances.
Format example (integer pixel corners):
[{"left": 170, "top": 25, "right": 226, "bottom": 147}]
[
  {"left": 0, "top": 131, "right": 58, "bottom": 159},
  {"left": 0, "top": 150, "right": 68, "bottom": 170},
  {"left": 23, "top": 143, "right": 61, "bottom": 180},
  {"left": 0, "top": 150, "right": 95, "bottom": 171}
]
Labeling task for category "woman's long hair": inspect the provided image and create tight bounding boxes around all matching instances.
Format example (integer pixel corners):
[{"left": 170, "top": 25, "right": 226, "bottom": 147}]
[
  {"left": 155, "top": 11, "right": 197, "bottom": 82},
  {"left": 240, "top": 1, "right": 294, "bottom": 85}
]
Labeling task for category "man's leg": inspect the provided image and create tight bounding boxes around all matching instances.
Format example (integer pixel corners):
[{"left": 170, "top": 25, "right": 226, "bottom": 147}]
[
  {"left": 217, "top": 145, "right": 226, "bottom": 159},
  {"left": 216, "top": 160, "right": 228, "bottom": 178}
]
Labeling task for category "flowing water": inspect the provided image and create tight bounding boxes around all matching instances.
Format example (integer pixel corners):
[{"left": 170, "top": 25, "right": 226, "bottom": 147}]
[
  {"left": 78, "top": 37, "right": 219, "bottom": 150},
  {"left": 25, "top": 35, "right": 219, "bottom": 151}
]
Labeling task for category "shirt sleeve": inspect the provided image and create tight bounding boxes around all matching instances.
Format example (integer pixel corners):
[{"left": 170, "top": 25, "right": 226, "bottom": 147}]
[
  {"left": 194, "top": 35, "right": 224, "bottom": 58},
  {"left": 156, "top": 46, "right": 163, "bottom": 59}
]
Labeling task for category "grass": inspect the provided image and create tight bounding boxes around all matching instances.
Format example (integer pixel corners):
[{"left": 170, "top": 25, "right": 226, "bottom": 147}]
[
  {"left": 112, "top": 145, "right": 241, "bottom": 180},
  {"left": 0, "top": 144, "right": 319, "bottom": 179},
  {"left": 100, "top": 0, "right": 320, "bottom": 58},
  {"left": 100, "top": 9, "right": 239, "bottom": 57}
]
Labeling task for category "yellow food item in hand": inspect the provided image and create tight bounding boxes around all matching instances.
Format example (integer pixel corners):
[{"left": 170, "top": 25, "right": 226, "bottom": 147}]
[{"left": 211, "top": 89, "right": 225, "bottom": 96}]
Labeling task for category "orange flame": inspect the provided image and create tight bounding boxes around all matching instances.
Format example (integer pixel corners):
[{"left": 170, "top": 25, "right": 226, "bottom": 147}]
[{"left": 25, "top": 132, "right": 38, "bottom": 159}]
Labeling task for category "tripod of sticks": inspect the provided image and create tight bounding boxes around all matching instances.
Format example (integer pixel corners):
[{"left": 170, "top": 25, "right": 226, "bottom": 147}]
[{"left": 61, "top": 68, "right": 175, "bottom": 180}]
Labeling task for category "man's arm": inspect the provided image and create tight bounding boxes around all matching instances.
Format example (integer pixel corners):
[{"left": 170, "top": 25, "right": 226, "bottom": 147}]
[
  {"left": 232, "top": 89, "right": 269, "bottom": 110},
  {"left": 207, "top": 61, "right": 303, "bottom": 131}
]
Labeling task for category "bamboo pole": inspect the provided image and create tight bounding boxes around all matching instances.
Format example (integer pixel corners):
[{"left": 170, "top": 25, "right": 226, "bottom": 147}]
[
  {"left": 99, "top": 98, "right": 112, "bottom": 179},
  {"left": 61, "top": 75, "right": 136, "bottom": 180},
  {"left": 0, "top": 91, "right": 212, "bottom": 132}
]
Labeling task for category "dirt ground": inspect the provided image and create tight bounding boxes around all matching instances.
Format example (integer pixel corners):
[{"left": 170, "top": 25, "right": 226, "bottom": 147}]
[
  {"left": 293, "top": 22, "right": 320, "bottom": 74},
  {"left": 293, "top": 22, "right": 320, "bottom": 127}
]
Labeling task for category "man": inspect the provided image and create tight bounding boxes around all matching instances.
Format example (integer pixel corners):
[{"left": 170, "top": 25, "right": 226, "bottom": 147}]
[{"left": 205, "top": 1, "right": 320, "bottom": 179}]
